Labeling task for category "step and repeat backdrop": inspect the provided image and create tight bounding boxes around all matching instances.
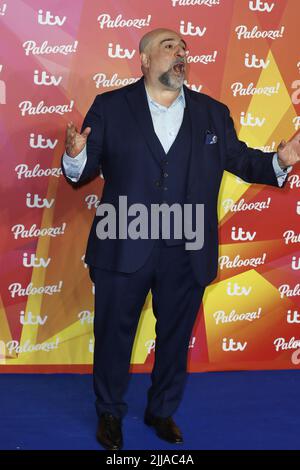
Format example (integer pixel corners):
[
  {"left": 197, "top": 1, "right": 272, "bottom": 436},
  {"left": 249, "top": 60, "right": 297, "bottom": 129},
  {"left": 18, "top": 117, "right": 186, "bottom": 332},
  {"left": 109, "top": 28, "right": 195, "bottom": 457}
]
[{"left": 0, "top": 0, "right": 300, "bottom": 372}]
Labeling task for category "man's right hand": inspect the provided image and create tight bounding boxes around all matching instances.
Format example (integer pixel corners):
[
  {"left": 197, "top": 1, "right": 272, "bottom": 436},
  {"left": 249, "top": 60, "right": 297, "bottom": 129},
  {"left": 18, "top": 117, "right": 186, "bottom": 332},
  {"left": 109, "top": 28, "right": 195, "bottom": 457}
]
[{"left": 65, "top": 121, "right": 91, "bottom": 158}]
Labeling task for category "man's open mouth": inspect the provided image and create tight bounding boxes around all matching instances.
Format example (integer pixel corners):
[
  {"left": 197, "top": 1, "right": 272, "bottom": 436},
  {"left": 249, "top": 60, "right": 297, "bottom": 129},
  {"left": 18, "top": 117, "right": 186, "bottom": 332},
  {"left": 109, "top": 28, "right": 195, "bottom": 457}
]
[{"left": 172, "top": 63, "right": 185, "bottom": 74}]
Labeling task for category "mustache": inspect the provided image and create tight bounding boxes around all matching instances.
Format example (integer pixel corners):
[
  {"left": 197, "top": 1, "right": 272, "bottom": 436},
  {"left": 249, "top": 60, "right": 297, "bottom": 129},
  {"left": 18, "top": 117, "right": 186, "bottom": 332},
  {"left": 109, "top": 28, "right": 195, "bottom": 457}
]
[{"left": 172, "top": 58, "right": 186, "bottom": 66}]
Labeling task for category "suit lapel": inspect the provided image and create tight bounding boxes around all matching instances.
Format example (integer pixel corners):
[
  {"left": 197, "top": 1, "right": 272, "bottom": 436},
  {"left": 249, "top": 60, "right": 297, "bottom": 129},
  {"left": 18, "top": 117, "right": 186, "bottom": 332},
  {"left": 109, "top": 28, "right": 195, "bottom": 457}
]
[
  {"left": 125, "top": 78, "right": 166, "bottom": 167},
  {"left": 184, "top": 86, "right": 210, "bottom": 195}
]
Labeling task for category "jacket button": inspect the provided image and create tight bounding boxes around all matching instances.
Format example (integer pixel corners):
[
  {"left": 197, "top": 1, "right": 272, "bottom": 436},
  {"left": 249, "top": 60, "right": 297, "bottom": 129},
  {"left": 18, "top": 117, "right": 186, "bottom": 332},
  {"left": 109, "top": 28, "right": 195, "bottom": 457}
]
[
  {"left": 163, "top": 187, "right": 168, "bottom": 191},
  {"left": 163, "top": 172, "right": 168, "bottom": 178}
]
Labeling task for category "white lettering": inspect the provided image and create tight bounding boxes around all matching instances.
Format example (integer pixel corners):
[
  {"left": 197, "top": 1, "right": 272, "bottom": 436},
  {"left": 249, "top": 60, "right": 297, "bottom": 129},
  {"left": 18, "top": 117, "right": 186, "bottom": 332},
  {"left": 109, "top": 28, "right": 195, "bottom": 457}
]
[
  {"left": 278, "top": 284, "right": 300, "bottom": 299},
  {"left": 97, "top": 13, "right": 151, "bottom": 29},
  {"left": 273, "top": 337, "right": 300, "bottom": 352},
  {"left": 19, "top": 100, "right": 74, "bottom": 117},
  {"left": 171, "top": 0, "right": 220, "bottom": 6},
  {"left": 22, "top": 253, "right": 51, "bottom": 268},
  {"left": 249, "top": 0, "right": 275, "bottom": 13},
  {"left": 93, "top": 72, "right": 139, "bottom": 89},
  {"left": 6, "top": 338, "right": 60, "bottom": 355},
  {"left": 222, "top": 197, "right": 271, "bottom": 213},
  {"left": 33, "top": 70, "right": 62, "bottom": 87},
  {"left": 235, "top": 25, "right": 284, "bottom": 41},
  {"left": 231, "top": 226, "right": 257, "bottom": 241},
  {"left": 78, "top": 311, "right": 94, "bottom": 325},
  {"left": 11, "top": 223, "right": 66, "bottom": 240},
  {"left": 26, "top": 193, "right": 55, "bottom": 209},
  {"left": 219, "top": 253, "right": 267, "bottom": 270},
  {"left": 187, "top": 51, "right": 217, "bottom": 64},
  {"left": 8, "top": 281, "right": 63, "bottom": 298},
  {"left": 20, "top": 311, "right": 48, "bottom": 326},
  {"left": 214, "top": 308, "right": 261, "bottom": 325},
  {"left": 240, "top": 111, "right": 266, "bottom": 127},
  {"left": 180, "top": 20, "right": 207, "bottom": 37},
  {"left": 85, "top": 194, "right": 100, "bottom": 210},
  {"left": 15, "top": 164, "right": 62, "bottom": 180},
  {"left": 283, "top": 230, "right": 300, "bottom": 245},
  {"left": 244, "top": 53, "right": 270, "bottom": 69},
  {"left": 222, "top": 338, "right": 248, "bottom": 352},
  {"left": 226, "top": 282, "right": 252, "bottom": 296},
  {"left": 288, "top": 174, "right": 300, "bottom": 189},
  {"left": 23, "top": 40, "right": 78, "bottom": 56},
  {"left": 29, "top": 133, "right": 58, "bottom": 149},
  {"left": 231, "top": 81, "right": 280, "bottom": 97},
  {"left": 107, "top": 43, "right": 136, "bottom": 59},
  {"left": 38, "top": 9, "right": 66, "bottom": 26}
]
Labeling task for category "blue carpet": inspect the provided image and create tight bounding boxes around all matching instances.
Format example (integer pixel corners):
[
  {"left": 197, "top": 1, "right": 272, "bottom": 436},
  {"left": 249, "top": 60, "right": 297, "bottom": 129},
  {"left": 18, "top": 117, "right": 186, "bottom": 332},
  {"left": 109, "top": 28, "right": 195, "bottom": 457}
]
[{"left": 0, "top": 371, "right": 299, "bottom": 450}]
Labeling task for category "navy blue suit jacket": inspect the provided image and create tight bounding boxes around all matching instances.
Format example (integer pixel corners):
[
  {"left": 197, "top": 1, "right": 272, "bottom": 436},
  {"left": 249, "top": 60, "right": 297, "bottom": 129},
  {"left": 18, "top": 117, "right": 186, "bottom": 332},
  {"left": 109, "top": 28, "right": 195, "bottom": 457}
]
[{"left": 63, "top": 77, "right": 282, "bottom": 286}]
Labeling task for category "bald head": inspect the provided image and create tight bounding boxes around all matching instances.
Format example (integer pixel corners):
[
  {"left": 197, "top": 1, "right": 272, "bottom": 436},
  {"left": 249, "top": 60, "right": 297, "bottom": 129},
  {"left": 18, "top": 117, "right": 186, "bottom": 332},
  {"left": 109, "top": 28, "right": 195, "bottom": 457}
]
[
  {"left": 139, "top": 28, "right": 184, "bottom": 54},
  {"left": 139, "top": 28, "right": 187, "bottom": 91}
]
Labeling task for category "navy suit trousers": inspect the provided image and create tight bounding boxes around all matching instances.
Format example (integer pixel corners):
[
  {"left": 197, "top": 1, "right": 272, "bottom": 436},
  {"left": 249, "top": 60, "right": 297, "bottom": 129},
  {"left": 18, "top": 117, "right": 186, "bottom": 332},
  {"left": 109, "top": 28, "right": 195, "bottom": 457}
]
[{"left": 90, "top": 239, "right": 205, "bottom": 420}]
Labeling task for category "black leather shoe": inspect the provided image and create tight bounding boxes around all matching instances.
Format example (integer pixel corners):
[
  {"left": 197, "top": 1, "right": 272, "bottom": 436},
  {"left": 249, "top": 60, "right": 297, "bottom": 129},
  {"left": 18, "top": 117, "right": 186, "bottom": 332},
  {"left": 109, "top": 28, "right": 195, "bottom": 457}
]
[
  {"left": 96, "top": 413, "right": 123, "bottom": 450},
  {"left": 144, "top": 412, "right": 183, "bottom": 444}
]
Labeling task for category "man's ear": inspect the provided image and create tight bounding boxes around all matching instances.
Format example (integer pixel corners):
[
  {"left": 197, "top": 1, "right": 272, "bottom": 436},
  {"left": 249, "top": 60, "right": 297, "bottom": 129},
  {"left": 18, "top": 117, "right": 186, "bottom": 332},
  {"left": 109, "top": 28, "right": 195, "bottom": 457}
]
[{"left": 140, "top": 52, "right": 150, "bottom": 69}]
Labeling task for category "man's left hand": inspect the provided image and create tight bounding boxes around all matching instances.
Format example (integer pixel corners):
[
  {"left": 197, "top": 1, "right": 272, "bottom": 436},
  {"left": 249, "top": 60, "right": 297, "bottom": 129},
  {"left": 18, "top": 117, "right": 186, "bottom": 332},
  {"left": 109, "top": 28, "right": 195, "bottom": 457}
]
[{"left": 277, "top": 131, "right": 300, "bottom": 169}]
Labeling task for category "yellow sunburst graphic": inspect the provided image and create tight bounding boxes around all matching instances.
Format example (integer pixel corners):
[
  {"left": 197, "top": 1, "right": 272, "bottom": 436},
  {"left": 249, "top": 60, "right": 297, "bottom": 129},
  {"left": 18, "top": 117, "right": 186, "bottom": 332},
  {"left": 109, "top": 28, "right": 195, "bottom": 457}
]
[
  {"left": 203, "top": 269, "right": 289, "bottom": 361},
  {"left": 218, "top": 50, "right": 297, "bottom": 223},
  {"left": 0, "top": 341, "right": 6, "bottom": 365},
  {"left": 131, "top": 292, "right": 156, "bottom": 364},
  {"left": 0, "top": 295, "right": 12, "bottom": 346}
]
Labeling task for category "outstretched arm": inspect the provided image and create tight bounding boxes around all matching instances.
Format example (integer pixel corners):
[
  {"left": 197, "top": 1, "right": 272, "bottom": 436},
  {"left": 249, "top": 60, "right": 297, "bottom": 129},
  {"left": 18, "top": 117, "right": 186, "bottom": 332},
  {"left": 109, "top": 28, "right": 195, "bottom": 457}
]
[{"left": 62, "top": 95, "right": 104, "bottom": 184}]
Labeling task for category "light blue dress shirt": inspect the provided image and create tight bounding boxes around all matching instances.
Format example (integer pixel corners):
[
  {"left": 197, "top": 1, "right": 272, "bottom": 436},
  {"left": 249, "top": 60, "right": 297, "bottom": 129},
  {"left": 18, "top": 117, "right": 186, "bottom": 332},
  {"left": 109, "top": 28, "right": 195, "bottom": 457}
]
[
  {"left": 63, "top": 86, "right": 291, "bottom": 185},
  {"left": 144, "top": 86, "right": 185, "bottom": 153}
]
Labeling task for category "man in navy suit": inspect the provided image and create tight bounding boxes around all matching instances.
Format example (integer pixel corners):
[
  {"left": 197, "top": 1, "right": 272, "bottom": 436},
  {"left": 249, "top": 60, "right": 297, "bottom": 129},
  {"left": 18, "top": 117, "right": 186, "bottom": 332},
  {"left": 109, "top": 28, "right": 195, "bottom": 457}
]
[{"left": 63, "top": 28, "right": 300, "bottom": 450}]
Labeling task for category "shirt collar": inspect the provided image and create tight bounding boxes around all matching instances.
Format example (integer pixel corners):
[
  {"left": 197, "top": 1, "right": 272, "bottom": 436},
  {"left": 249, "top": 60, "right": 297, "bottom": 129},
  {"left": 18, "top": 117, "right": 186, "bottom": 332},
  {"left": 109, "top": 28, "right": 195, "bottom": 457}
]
[{"left": 145, "top": 85, "right": 186, "bottom": 111}]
